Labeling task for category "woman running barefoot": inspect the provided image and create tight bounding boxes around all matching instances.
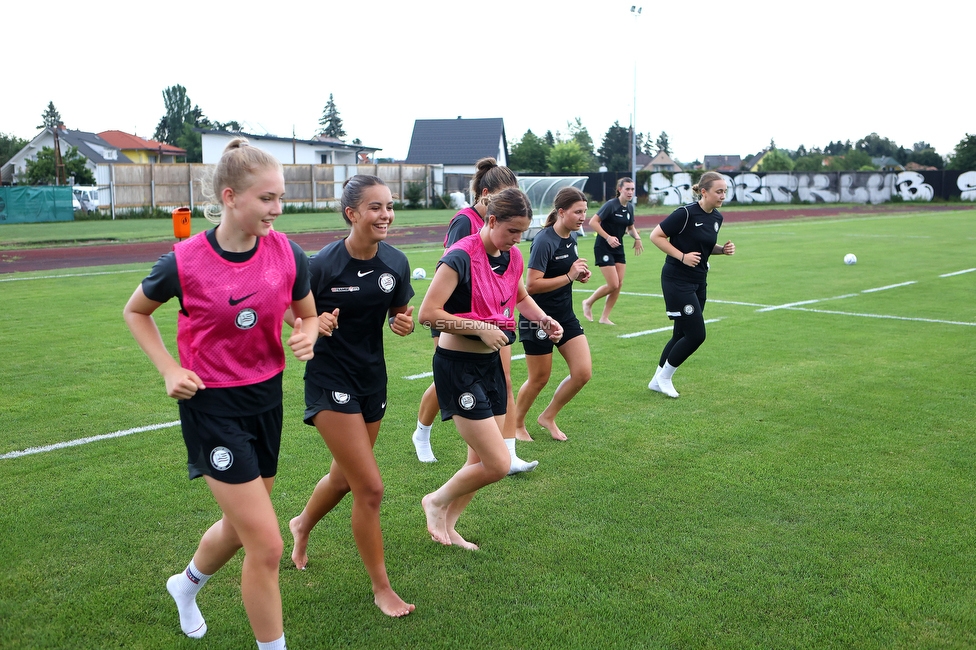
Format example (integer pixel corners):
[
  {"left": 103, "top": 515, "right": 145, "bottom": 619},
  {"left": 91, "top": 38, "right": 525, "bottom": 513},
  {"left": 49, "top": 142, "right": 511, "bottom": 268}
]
[
  {"left": 514, "top": 187, "right": 593, "bottom": 441},
  {"left": 123, "top": 138, "right": 317, "bottom": 649},
  {"left": 412, "top": 157, "right": 537, "bottom": 467},
  {"left": 582, "top": 177, "right": 643, "bottom": 325},
  {"left": 419, "top": 188, "right": 562, "bottom": 549},
  {"left": 288, "top": 175, "right": 416, "bottom": 617},
  {"left": 648, "top": 171, "right": 735, "bottom": 397}
]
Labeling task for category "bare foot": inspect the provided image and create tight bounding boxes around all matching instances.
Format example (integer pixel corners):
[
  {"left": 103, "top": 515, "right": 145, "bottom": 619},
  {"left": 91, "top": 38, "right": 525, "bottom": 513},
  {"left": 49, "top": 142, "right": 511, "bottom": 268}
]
[
  {"left": 582, "top": 299, "right": 594, "bottom": 322},
  {"left": 538, "top": 415, "right": 568, "bottom": 441},
  {"left": 374, "top": 587, "right": 416, "bottom": 617},
  {"left": 598, "top": 318, "right": 615, "bottom": 325},
  {"left": 422, "top": 493, "right": 450, "bottom": 545},
  {"left": 448, "top": 528, "right": 480, "bottom": 550},
  {"left": 515, "top": 425, "right": 534, "bottom": 442},
  {"left": 289, "top": 516, "right": 309, "bottom": 570}
]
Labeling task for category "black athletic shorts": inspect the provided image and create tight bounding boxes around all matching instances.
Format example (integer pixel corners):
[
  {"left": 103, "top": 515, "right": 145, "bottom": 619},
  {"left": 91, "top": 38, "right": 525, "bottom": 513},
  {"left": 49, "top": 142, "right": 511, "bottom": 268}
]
[
  {"left": 178, "top": 402, "right": 282, "bottom": 484},
  {"left": 304, "top": 381, "right": 387, "bottom": 425},
  {"left": 594, "top": 240, "right": 626, "bottom": 267},
  {"left": 661, "top": 273, "right": 707, "bottom": 320},
  {"left": 433, "top": 347, "right": 506, "bottom": 421},
  {"left": 518, "top": 315, "right": 585, "bottom": 355}
]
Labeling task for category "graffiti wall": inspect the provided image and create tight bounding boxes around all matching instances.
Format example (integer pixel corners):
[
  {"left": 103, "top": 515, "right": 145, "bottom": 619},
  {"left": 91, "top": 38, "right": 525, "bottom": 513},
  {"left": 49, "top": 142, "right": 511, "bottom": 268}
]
[{"left": 646, "top": 170, "right": 976, "bottom": 205}]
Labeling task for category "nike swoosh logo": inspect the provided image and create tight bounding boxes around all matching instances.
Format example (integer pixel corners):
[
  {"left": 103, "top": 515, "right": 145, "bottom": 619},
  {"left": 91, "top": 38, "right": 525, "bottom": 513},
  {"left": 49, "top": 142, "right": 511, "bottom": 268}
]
[
  {"left": 357, "top": 270, "right": 374, "bottom": 277},
  {"left": 491, "top": 265, "right": 501, "bottom": 272},
  {"left": 228, "top": 292, "right": 256, "bottom": 306},
  {"left": 566, "top": 242, "right": 573, "bottom": 247},
  {"left": 695, "top": 222, "right": 704, "bottom": 227}
]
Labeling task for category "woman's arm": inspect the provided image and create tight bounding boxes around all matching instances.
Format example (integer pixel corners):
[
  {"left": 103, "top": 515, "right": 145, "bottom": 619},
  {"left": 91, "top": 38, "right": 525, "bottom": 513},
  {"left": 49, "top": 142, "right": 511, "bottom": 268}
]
[
  {"left": 650, "top": 224, "right": 699, "bottom": 267},
  {"left": 388, "top": 304, "right": 416, "bottom": 337},
  {"left": 514, "top": 283, "right": 563, "bottom": 343},
  {"left": 419, "top": 264, "right": 509, "bottom": 349},
  {"left": 123, "top": 285, "right": 205, "bottom": 399},
  {"left": 285, "top": 292, "right": 318, "bottom": 360},
  {"left": 588, "top": 214, "right": 620, "bottom": 248},
  {"left": 627, "top": 223, "right": 644, "bottom": 255}
]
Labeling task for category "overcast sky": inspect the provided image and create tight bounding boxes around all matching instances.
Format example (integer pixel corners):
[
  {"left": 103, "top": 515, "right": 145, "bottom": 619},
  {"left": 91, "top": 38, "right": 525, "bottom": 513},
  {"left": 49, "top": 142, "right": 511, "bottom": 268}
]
[{"left": 3, "top": 0, "right": 970, "bottom": 162}]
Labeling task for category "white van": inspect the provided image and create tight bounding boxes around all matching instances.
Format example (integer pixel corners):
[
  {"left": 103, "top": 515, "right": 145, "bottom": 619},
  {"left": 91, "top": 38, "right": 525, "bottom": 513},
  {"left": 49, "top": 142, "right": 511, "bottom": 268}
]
[{"left": 72, "top": 186, "right": 99, "bottom": 211}]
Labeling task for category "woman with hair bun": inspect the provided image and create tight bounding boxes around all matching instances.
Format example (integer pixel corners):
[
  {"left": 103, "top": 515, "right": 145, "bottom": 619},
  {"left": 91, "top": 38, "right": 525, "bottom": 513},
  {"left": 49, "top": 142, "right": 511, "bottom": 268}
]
[
  {"left": 412, "top": 158, "right": 537, "bottom": 472},
  {"left": 419, "top": 187, "right": 562, "bottom": 549},
  {"left": 514, "top": 187, "right": 593, "bottom": 441},
  {"left": 582, "top": 177, "right": 643, "bottom": 325},
  {"left": 288, "top": 174, "right": 416, "bottom": 617},
  {"left": 123, "top": 137, "right": 317, "bottom": 649},
  {"left": 647, "top": 171, "right": 735, "bottom": 398}
]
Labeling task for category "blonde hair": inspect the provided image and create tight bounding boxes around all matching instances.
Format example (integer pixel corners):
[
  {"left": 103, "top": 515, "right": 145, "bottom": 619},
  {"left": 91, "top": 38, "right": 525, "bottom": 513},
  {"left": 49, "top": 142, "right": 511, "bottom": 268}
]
[
  {"left": 544, "top": 187, "right": 587, "bottom": 228},
  {"left": 470, "top": 157, "right": 518, "bottom": 206},
  {"left": 692, "top": 171, "right": 725, "bottom": 200},
  {"left": 203, "top": 138, "right": 282, "bottom": 223}
]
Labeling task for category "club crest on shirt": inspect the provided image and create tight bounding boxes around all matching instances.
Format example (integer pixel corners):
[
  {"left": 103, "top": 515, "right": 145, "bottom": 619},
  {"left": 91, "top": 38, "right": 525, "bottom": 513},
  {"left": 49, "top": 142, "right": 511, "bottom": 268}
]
[
  {"left": 683, "top": 304, "right": 695, "bottom": 315},
  {"left": 332, "top": 391, "right": 351, "bottom": 404},
  {"left": 378, "top": 273, "right": 395, "bottom": 293},
  {"left": 714, "top": 222, "right": 719, "bottom": 232},
  {"left": 503, "top": 307, "right": 511, "bottom": 319},
  {"left": 458, "top": 392, "right": 476, "bottom": 410},
  {"left": 235, "top": 308, "right": 257, "bottom": 330},
  {"left": 210, "top": 446, "right": 234, "bottom": 471}
]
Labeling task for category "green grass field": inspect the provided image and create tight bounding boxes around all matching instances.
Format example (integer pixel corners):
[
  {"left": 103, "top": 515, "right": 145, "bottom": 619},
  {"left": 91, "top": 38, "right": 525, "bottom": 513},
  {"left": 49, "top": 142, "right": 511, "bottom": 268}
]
[{"left": 1, "top": 207, "right": 974, "bottom": 649}]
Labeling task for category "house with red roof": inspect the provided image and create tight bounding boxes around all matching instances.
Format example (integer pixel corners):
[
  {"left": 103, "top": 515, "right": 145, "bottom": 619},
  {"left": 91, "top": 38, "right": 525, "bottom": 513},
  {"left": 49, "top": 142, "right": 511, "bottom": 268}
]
[{"left": 97, "top": 131, "right": 186, "bottom": 164}]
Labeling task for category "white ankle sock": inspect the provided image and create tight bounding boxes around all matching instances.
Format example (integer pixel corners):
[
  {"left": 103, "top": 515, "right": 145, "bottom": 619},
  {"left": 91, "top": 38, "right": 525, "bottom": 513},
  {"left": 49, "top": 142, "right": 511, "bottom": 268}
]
[
  {"left": 412, "top": 421, "right": 437, "bottom": 462},
  {"left": 659, "top": 362, "right": 677, "bottom": 380},
  {"left": 167, "top": 560, "right": 211, "bottom": 638},
  {"left": 505, "top": 438, "right": 516, "bottom": 455},
  {"left": 257, "top": 633, "right": 286, "bottom": 650}
]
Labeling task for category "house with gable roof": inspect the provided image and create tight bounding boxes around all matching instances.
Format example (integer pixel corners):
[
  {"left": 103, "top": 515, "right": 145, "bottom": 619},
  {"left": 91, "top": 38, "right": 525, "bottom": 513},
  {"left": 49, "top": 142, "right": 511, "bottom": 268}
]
[
  {"left": 703, "top": 154, "right": 742, "bottom": 172},
  {"left": 199, "top": 129, "right": 381, "bottom": 166},
  {"left": 405, "top": 117, "right": 507, "bottom": 172},
  {"left": 98, "top": 131, "right": 186, "bottom": 164},
  {"left": 1, "top": 127, "right": 132, "bottom": 184},
  {"left": 642, "top": 150, "right": 682, "bottom": 172}
]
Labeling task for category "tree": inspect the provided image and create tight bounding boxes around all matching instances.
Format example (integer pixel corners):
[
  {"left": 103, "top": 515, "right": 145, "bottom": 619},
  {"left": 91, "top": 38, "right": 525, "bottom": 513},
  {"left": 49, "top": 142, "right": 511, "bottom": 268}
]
[
  {"left": 508, "top": 129, "right": 549, "bottom": 172},
  {"left": 947, "top": 134, "right": 976, "bottom": 171},
  {"left": 544, "top": 130, "right": 556, "bottom": 148},
  {"left": 567, "top": 118, "right": 596, "bottom": 168},
  {"left": 1, "top": 132, "right": 28, "bottom": 168},
  {"left": 907, "top": 148, "right": 944, "bottom": 169},
  {"left": 598, "top": 121, "right": 631, "bottom": 172},
  {"left": 855, "top": 133, "right": 900, "bottom": 158},
  {"left": 38, "top": 101, "right": 63, "bottom": 129},
  {"left": 655, "top": 131, "right": 671, "bottom": 156},
  {"left": 824, "top": 140, "right": 852, "bottom": 155},
  {"left": 25, "top": 146, "right": 95, "bottom": 185},
  {"left": 793, "top": 154, "right": 825, "bottom": 172},
  {"left": 758, "top": 149, "right": 795, "bottom": 172},
  {"left": 318, "top": 93, "right": 346, "bottom": 139},
  {"left": 826, "top": 149, "right": 874, "bottom": 171},
  {"left": 548, "top": 141, "right": 590, "bottom": 173},
  {"left": 153, "top": 85, "right": 194, "bottom": 145}
]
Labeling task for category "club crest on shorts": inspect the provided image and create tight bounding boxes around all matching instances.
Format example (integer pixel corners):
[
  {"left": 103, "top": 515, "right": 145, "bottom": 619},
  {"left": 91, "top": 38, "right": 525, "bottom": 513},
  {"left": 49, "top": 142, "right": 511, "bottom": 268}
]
[
  {"left": 458, "top": 392, "right": 476, "bottom": 410},
  {"left": 603, "top": 255, "right": 610, "bottom": 263},
  {"left": 332, "top": 391, "right": 350, "bottom": 404},
  {"left": 210, "top": 446, "right": 234, "bottom": 471},
  {"left": 683, "top": 304, "right": 695, "bottom": 315},
  {"left": 378, "top": 273, "right": 395, "bottom": 293},
  {"left": 535, "top": 327, "right": 548, "bottom": 340},
  {"left": 235, "top": 308, "right": 257, "bottom": 330}
]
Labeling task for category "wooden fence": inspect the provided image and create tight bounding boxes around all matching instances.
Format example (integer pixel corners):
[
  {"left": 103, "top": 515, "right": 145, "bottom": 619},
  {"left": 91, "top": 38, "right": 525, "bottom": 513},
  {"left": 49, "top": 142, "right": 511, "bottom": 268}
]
[{"left": 94, "top": 163, "right": 443, "bottom": 217}]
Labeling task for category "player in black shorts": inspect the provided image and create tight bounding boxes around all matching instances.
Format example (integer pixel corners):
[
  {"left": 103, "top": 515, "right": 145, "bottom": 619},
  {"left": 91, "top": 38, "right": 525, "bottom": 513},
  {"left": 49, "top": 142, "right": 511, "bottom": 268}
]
[
  {"left": 648, "top": 171, "right": 735, "bottom": 397},
  {"left": 419, "top": 188, "right": 563, "bottom": 549},
  {"left": 582, "top": 177, "right": 644, "bottom": 325},
  {"left": 123, "top": 138, "right": 317, "bottom": 648},
  {"left": 411, "top": 158, "right": 535, "bottom": 471},
  {"left": 514, "top": 187, "right": 593, "bottom": 441},
  {"left": 287, "top": 175, "right": 416, "bottom": 618}
]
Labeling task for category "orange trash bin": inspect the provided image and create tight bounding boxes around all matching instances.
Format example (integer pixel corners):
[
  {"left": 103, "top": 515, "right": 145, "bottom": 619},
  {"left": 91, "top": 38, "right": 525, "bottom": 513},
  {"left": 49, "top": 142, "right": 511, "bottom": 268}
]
[{"left": 172, "top": 207, "right": 192, "bottom": 240}]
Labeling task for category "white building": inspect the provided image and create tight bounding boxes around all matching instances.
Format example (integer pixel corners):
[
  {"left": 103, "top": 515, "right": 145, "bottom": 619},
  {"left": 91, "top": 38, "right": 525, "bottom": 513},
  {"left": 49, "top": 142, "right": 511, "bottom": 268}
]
[{"left": 200, "top": 129, "right": 381, "bottom": 166}]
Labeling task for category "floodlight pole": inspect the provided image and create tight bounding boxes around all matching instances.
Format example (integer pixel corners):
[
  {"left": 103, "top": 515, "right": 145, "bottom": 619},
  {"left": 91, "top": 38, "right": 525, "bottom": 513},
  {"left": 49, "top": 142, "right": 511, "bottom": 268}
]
[{"left": 630, "top": 5, "right": 642, "bottom": 206}]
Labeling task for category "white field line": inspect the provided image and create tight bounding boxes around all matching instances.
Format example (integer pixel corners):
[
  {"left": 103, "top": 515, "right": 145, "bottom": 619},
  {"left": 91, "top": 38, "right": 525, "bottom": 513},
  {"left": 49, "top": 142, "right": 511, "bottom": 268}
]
[
  {"left": 0, "top": 269, "right": 144, "bottom": 282},
  {"left": 861, "top": 281, "right": 916, "bottom": 293},
  {"left": 787, "top": 307, "right": 976, "bottom": 327},
  {"left": 0, "top": 421, "right": 180, "bottom": 460},
  {"left": 940, "top": 268, "right": 976, "bottom": 277},
  {"left": 618, "top": 319, "right": 721, "bottom": 339}
]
